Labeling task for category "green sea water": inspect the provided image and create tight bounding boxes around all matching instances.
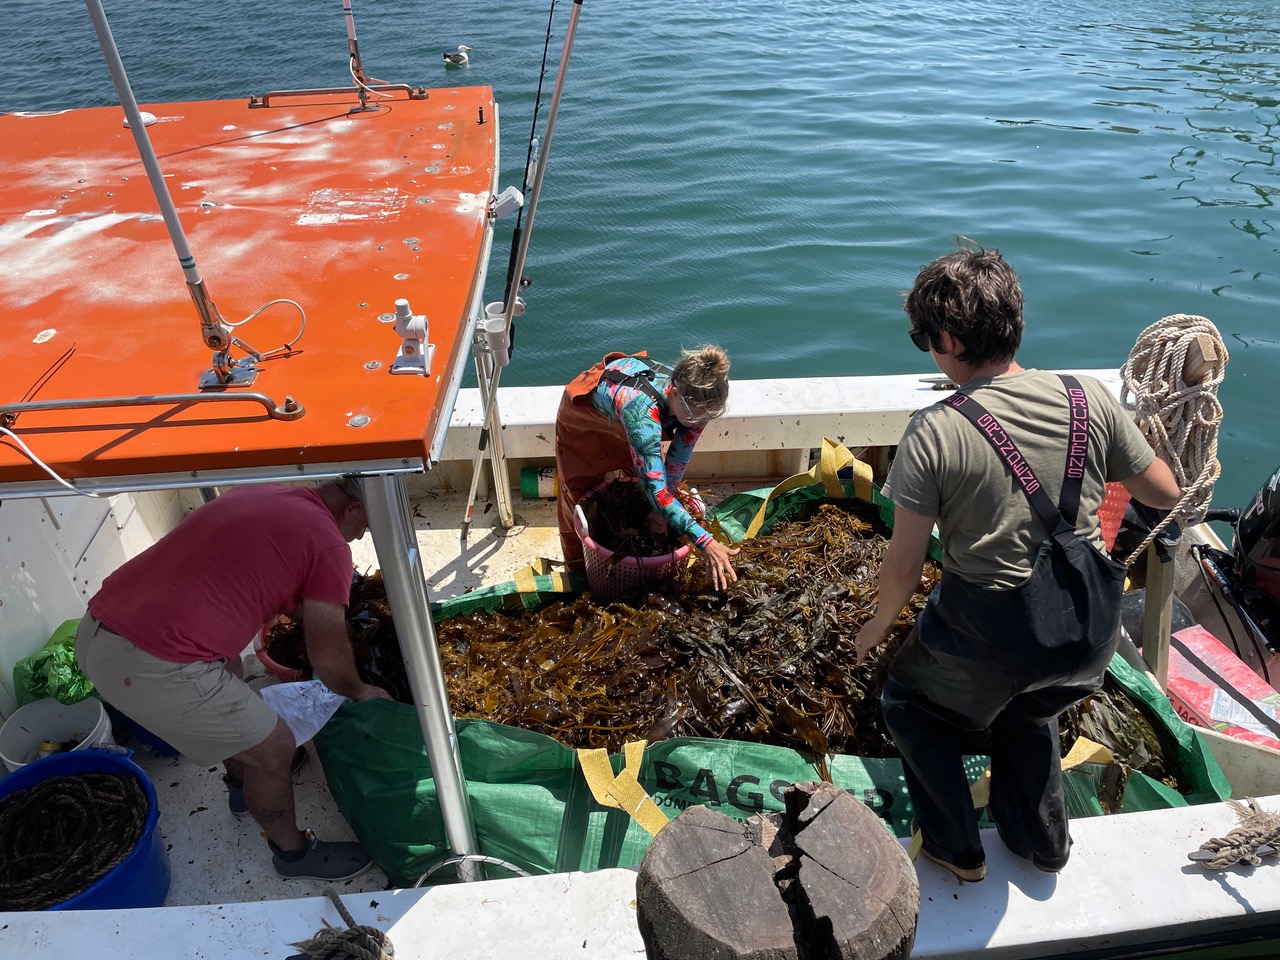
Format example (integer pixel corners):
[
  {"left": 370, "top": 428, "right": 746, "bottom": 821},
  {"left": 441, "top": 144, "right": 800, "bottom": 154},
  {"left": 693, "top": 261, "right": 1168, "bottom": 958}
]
[{"left": 5, "top": 0, "right": 1279, "bottom": 508}]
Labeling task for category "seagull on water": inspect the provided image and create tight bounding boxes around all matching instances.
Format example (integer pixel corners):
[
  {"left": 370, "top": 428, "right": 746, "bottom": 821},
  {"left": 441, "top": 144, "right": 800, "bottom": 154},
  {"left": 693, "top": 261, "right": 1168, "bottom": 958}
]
[{"left": 443, "top": 45, "right": 472, "bottom": 67}]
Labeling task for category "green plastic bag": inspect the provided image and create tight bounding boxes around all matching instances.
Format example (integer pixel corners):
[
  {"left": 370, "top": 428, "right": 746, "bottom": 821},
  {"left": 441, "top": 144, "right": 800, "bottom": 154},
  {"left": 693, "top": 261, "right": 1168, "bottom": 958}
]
[
  {"left": 12, "top": 619, "right": 95, "bottom": 706},
  {"left": 1095, "top": 651, "right": 1229, "bottom": 806}
]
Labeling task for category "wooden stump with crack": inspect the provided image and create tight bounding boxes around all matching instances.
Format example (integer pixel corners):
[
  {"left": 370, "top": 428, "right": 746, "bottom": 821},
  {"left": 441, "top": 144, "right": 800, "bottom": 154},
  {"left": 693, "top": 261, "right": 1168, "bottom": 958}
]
[{"left": 635, "top": 781, "right": 918, "bottom": 960}]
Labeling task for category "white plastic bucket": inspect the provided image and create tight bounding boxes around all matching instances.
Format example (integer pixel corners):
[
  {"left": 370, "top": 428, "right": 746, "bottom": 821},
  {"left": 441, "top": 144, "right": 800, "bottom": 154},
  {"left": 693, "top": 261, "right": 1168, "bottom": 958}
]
[{"left": 0, "top": 696, "right": 114, "bottom": 772}]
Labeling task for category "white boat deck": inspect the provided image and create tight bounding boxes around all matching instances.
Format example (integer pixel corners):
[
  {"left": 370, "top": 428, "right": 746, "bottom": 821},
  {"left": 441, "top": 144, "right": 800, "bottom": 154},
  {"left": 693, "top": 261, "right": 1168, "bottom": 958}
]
[
  {"left": 4, "top": 375, "right": 1280, "bottom": 957},
  {"left": 9, "top": 790, "right": 1280, "bottom": 959}
]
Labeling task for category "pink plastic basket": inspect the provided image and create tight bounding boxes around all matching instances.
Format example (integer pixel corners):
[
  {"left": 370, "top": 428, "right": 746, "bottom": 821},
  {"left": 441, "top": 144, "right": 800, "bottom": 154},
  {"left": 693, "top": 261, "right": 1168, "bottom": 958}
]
[
  {"left": 573, "top": 480, "right": 692, "bottom": 604},
  {"left": 254, "top": 623, "right": 308, "bottom": 682}
]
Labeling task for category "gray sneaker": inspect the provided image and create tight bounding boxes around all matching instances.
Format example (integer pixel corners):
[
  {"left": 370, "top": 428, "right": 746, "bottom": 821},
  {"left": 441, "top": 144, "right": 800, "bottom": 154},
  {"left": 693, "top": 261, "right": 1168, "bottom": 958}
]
[
  {"left": 224, "top": 746, "right": 309, "bottom": 818},
  {"left": 270, "top": 830, "right": 373, "bottom": 881}
]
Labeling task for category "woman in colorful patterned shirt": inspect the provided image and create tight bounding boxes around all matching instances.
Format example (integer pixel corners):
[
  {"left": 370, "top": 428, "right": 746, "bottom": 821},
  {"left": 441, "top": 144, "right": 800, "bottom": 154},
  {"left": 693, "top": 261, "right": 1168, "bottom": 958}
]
[{"left": 555, "top": 346, "right": 740, "bottom": 590}]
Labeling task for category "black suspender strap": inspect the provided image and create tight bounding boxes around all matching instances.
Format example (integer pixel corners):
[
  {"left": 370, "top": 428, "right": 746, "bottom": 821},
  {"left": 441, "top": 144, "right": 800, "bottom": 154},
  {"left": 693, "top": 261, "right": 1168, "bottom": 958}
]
[
  {"left": 1057, "top": 375, "right": 1090, "bottom": 529},
  {"left": 941, "top": 375, "right": 1089, "bottom": 547}
]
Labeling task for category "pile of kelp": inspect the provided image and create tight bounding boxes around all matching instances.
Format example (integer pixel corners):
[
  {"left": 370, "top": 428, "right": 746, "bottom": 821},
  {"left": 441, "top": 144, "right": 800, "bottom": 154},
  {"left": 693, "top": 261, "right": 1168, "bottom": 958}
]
[
  {"left": 439, "top": 501, "right": 921, "bottom": 761},
  {"left": 264, "top": 500, "right": 923, "bottom": 756},
  {"left": 263, "top": 498, "right": 1184, "bottom": 793},
  {"left": 1062, "top": 681, "right": 1185, "bottom": 801}
]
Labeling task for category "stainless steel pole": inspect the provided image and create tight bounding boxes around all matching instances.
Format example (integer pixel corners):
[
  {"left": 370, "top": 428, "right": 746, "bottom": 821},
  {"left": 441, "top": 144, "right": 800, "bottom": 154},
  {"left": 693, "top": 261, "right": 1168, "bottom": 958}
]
[
  {"left": 84, "top": 0, "right": 233, "bottom": 360},
  {"left": 462, "top": 337, "right": 509, "bottom": 537},
  {"left": 363, "top": 473, "right": 480, "bottom": 875},
  {"left": 84, "top": 0, "right": 200, "bottom": 288}
]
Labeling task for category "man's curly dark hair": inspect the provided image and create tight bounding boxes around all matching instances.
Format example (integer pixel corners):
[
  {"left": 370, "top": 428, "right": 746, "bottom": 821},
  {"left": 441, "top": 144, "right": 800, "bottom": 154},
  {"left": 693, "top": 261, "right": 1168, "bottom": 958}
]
[{"left": 904, "top": 244, "right": 1023, "bottom": 366}]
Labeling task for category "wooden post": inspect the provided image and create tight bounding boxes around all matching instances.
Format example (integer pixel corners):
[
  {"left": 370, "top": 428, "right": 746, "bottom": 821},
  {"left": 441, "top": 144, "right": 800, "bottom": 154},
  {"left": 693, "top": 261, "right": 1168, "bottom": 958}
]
[
  {"left": 635, "top": 781, "right": 918, "bottom": 960},
  {"left": 1142, "top": 540, "right": 1179, "bottom": 689},
  {"left": 1182, "top": 334, "right": 1219, "bottom": 386}
]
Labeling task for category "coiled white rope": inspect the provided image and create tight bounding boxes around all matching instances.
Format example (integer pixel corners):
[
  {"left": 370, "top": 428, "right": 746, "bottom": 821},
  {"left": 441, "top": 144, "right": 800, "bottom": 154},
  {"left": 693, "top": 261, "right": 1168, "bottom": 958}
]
[{"left": 1119, "top": 314, "right": 1228, "bottom": 566}]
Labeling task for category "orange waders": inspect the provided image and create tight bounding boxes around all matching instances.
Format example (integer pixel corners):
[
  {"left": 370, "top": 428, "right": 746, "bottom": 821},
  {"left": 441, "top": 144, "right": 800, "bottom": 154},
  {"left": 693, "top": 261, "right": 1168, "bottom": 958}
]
[{"left": 555, "top": 352, "right": 648, "bottom": 566}]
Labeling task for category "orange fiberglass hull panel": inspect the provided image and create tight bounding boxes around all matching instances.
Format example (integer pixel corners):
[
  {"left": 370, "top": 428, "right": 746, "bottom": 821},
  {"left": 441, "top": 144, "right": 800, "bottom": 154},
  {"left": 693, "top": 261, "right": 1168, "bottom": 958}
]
[{"left": 0, "top": 89, "right": 496, "bottom": 485}]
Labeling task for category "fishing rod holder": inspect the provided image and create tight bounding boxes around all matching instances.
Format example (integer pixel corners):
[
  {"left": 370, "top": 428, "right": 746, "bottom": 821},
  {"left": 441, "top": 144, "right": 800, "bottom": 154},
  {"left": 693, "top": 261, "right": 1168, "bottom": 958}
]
[
  {"left": 389, "top": 298, "right": 434, "bottom": 376},
  {"left": 479, "top": 299, "right": 523, "bottom": 369},
  {"left": 490, "top": 185, "right": 524, "bottom": 220}
]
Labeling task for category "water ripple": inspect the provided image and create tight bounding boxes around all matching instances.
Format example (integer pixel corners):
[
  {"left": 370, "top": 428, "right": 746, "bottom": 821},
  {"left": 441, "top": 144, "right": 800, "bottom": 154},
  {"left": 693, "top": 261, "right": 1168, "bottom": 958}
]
[{"left": 3, "top": 0, "right": 1279, "bottom": 504}]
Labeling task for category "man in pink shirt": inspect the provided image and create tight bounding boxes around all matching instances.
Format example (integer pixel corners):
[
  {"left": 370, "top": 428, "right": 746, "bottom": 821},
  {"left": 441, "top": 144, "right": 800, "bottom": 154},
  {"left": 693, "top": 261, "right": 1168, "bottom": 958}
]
[{"left": 76, "top": 477, "right": 391, "bottom": 882}]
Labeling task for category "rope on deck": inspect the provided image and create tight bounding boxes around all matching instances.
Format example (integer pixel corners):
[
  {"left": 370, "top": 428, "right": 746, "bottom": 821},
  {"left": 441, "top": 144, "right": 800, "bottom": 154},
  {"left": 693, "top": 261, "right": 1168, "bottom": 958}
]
[
  {"left": 1118, "top": 313, "right": 1227, "bottom": 566},
  {"left": 289, "top": 885, "right": 395, "bottom": 960},
  {"left": 1190, "top": 798, "right": 1280, "bottom": 870},
  {"left": 0, "top": 770, "right": 147, "bottom": 910}
]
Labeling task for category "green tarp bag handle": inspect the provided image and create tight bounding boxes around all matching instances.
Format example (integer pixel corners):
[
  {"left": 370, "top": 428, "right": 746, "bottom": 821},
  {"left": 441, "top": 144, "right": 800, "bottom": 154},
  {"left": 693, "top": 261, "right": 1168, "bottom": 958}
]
[{"left": 743, "top": 438, "right": 875, "bottom": 540}]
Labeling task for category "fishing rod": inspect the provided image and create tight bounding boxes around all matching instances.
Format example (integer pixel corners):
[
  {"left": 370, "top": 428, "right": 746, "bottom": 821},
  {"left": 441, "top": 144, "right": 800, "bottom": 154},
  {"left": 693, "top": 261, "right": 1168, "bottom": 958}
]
[
  {"left": 502, "top": 0, "right": 560, "bottom": 297},
  {"left": 457, "top": 2, "right": 556, "bottom": 537},
  {"left": 460, "top": 0, "right": 584, "bottom": 543}
]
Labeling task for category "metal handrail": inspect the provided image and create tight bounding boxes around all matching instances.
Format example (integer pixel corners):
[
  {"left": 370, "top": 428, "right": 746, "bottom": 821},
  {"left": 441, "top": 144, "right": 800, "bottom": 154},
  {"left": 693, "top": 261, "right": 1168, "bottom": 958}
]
[
  {"left": 0, "top": 392, "right": 304, "bottom": 427},
  {"left": 248, "top": 84, "right": 428, "bottom": 109}
]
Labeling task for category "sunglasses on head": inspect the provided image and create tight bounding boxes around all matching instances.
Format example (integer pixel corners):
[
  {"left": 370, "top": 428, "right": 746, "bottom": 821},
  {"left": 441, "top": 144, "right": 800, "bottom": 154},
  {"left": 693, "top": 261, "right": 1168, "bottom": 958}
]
[{"left": 908, "top": 328, "right": 933, "bottom": 352}]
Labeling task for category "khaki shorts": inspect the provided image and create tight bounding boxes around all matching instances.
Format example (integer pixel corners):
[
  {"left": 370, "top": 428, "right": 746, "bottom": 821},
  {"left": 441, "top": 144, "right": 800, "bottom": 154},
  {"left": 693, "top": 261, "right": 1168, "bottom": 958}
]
[{"left": 75, "top": 615, "right": 280, "bottom": 766}]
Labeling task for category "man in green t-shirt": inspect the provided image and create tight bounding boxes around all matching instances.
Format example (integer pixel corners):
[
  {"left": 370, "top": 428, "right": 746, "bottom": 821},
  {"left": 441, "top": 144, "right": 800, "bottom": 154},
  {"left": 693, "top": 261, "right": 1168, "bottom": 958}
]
[{"left": 854, "top": 245, "right": 1180, "bottom": 883}]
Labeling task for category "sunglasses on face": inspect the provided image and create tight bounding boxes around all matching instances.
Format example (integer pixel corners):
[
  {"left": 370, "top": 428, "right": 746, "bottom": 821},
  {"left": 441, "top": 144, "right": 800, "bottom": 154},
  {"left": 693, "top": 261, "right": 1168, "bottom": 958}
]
[
  {"left": 908, "top": 328, "right": 933, "bottom": 352},
  {"left": 670, "top": 391, "right": 718, "bottom": 427}
]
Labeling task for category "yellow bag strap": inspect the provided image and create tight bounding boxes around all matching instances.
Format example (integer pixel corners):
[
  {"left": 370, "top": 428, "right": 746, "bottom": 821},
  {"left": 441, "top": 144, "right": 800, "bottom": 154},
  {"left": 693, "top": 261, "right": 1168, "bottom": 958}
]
[
  {"left": 511, "top": 557, "right": 576, "bottom": 595},
  {"left": 906, "top": 769, "right": 992, "bottom": 860},
  {"left": 743, "top": 438, "right": 874, "bottom": 541},
  {"left": 576, "top": 740, "right": 669, "bottom": 836},
  {"left": 1059, "top": 736, "right": 1115, "bottom": 770},
  {"left": 907, "top": 737, "right": 1116, "bottom": 860}
]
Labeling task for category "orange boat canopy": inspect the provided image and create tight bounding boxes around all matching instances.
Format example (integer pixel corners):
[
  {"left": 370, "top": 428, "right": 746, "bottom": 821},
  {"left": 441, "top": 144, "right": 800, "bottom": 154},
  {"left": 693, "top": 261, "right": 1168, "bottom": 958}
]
[{"left": 0, "top": 87, "right": 498, "bottom": 493}]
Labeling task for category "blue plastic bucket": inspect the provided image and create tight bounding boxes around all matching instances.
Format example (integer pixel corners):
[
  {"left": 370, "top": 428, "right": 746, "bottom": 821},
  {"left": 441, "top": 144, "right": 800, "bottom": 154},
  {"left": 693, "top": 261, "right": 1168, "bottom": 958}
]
[
  {"left": 103, "top": 703, "right": 179, "bottom": 758},
  {"left": 0, "top": 748, "right": 170, "bottom": 909}
]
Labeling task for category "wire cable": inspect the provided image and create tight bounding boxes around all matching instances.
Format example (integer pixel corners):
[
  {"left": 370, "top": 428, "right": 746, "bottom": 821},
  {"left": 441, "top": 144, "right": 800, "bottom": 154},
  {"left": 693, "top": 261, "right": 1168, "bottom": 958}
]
[
  {"left": 1192, "top": 545, "right": 1272, "bottom": 684},
  {"left": 412, "top": 853, "right": 534, "bottom": 886},
  {"left": 0, "top": 425, "right": 102, "bottom": 498},
  {"left": 225, "top": 298, "right": 308, "bottom": 361},
  {"left": 349, "top": 57, "right": 393, "bottom": 101}
]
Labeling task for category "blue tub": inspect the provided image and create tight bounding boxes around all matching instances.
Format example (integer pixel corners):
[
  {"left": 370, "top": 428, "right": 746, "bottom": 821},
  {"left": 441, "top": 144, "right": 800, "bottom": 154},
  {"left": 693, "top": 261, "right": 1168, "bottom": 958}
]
[
  {"left": 0, "top": 748, "right": 170, "bottom": 909},
  {"left": 103, "top": 703, "right": 179, "bottom": 757}
]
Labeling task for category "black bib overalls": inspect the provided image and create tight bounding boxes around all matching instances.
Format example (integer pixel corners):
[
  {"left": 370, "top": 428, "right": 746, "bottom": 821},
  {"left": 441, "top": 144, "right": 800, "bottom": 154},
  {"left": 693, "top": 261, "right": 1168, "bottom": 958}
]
[{"left": 881, "top": 376, "right": 1127, "bottom": 871}]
